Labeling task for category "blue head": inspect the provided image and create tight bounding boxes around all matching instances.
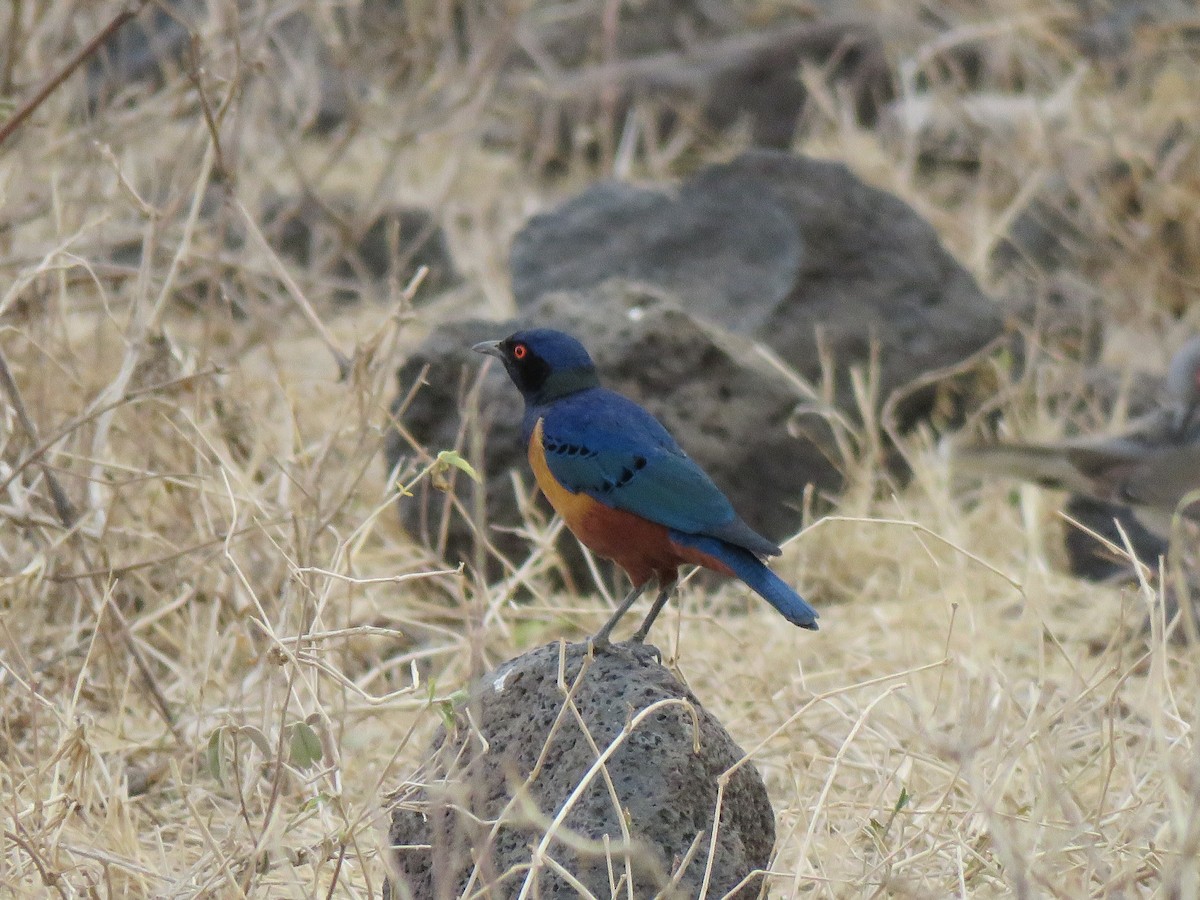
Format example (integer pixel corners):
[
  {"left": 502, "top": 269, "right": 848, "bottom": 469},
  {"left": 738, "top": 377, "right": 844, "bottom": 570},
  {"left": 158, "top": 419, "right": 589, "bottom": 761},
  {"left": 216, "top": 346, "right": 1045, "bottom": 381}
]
[{"left": 473, "top": 328, "right": 600, "bottom": 404}]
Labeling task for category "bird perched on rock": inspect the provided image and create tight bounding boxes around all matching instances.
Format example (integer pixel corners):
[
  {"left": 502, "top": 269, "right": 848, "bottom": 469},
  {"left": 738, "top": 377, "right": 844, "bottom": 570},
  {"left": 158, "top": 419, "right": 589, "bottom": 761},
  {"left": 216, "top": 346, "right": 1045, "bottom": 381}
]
[
  {"left": 955, "top": 336, "right": 1200, "bottom": 542},
  {"left": 473, "top": 328, "right": 818, "bottom": 648}
]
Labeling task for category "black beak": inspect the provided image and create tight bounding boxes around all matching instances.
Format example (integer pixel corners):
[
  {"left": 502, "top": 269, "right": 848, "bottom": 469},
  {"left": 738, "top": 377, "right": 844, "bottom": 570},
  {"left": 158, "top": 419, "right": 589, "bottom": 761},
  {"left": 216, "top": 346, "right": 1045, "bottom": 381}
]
[{"left": 472, "top": 340, "right": 504, "bottom": 360}]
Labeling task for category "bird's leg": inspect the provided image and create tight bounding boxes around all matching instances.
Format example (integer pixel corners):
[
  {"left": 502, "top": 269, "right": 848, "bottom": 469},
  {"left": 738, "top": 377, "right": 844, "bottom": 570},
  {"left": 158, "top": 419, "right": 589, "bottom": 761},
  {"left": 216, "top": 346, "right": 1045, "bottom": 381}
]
[
  {"left": 630, "top": 581, "right": 674, "bottom": 644},
  {"left": 590, "top": 582, "right": 649, "bottom": 651}
]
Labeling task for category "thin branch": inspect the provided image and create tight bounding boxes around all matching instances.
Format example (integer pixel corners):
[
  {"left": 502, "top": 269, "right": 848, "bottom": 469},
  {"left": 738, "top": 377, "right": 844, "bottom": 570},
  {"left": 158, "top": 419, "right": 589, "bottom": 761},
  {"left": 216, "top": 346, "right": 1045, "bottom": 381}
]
[
  {"left": 0, "top": 347, "right": 77, "bottom": 526},
  {"left": 231, "top": 196, "right": 353, "bottom": 378},
  {"left": 0, "top": 0, "right": 153, "bottom": 148}
]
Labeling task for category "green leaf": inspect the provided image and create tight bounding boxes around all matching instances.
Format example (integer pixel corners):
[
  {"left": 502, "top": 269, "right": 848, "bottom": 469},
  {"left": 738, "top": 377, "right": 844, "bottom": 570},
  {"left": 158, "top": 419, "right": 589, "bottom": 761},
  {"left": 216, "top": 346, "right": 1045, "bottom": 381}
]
[
  {"left": 237, "top": 725, "right": 273, "bottom": 759},
  {"left": 435, "top": 450, "right": 481, "bottom": 484},
  {"left": 289, "top": 722, "right": 324, "bottom": 768},
  {"left": 436, "top": 699, "right": 457, "bottom": 730},
  {"left": 206, "top": 728, "right": 226, "bottom": 784},
  {"left": 300, "top": 792, "right": 332, "bottom": 813},
  {"left": 894, "top": 786, "right": 910, "bottom": 813}
]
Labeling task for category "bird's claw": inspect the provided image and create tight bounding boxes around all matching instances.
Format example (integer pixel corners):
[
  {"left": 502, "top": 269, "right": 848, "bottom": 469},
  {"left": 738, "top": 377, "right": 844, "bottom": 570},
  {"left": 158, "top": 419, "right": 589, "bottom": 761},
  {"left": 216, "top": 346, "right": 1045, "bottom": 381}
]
[{"left": 587, "top": 635, "right": 614, "bottom": 655}]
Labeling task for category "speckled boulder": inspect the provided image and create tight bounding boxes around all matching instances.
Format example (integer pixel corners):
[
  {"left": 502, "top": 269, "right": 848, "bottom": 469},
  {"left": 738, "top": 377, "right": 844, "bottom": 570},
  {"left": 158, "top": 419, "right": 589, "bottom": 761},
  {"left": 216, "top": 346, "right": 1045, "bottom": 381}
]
[{"left": 383, "top": 640, "right": 776, "bottom": 899}]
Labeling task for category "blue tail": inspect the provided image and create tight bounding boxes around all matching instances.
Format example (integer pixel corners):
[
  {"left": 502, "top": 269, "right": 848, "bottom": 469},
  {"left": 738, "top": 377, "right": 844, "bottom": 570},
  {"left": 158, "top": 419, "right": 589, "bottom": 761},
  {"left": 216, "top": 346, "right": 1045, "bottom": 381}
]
[{"left": 670, "top": 531, "right": 819, "bottom": 630}]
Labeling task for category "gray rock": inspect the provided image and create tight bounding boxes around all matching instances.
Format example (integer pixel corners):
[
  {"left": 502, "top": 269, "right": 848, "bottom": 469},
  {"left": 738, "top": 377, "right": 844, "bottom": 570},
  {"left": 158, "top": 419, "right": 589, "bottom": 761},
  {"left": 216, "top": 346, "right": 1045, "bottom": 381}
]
[
  {"left": 385, "top": 316, "right": 525, "bottom": 575},
  {"left": 989, "top": 163, "right": 1140, "bottom": 285},
  {"left": 263, "top": 197, "right": 458, "bottom": 303},
  {"left": 384, "top": 640, "right": 775, "bottom": 899},
  {"left": 511, "top": 180, "right": 804, "bottom": 335},
  {"left": 512, "top": 150, "right": 1004, "bottom": 434},
  {"left": 385, "top": 283, "right": 839, "bottom": 580},
  {"left": 87, "top": 0, "right": 199, "bottom": 109},
  {"left": 1063, "top": 495, "right": 1168, "bottom": 582},
  {"left": 507, "top": 9, "right": 892, "bottom": 167},
  {"left": 88, "top": 4, "right": 357, "bottom": 133},
  {"left": 990, "top": 176, "right": 1097, "bottom": 277},
  {"left": 1147, "top": 569, "right": 1200, "bottom": 646},
  {"left": 711, "top": 152, "right": 1002, "bottom": 432}
]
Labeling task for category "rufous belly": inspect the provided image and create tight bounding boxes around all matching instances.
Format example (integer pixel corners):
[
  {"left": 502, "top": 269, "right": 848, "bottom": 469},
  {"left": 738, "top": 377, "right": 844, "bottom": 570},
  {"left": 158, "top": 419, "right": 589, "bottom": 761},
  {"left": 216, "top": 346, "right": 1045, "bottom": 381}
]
[{"left": 527, "top": 418, "right": 734, "bottom": 586}]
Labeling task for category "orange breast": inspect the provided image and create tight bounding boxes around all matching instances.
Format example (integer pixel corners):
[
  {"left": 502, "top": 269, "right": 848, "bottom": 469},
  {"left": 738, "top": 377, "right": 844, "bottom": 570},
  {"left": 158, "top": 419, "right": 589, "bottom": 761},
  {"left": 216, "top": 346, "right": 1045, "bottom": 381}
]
[
  {"left": 528, "top": 418, "right": 597, "bottom": 538},
  {"left": 527, "top": 418, "right": 734, "bottom": 587}
]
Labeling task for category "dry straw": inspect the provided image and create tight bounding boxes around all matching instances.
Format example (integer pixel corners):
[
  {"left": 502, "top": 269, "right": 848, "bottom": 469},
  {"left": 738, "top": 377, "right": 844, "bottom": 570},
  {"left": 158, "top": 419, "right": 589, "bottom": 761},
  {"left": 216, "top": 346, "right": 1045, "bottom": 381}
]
[{"left": 1, "top": 1, "right": 1199, "bottom": 897}]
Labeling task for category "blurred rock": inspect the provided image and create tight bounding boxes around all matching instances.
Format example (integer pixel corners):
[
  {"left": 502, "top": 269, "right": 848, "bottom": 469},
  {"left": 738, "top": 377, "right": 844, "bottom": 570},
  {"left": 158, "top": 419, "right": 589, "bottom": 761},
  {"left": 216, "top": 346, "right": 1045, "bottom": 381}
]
[
  {"left": 87, "top": 0, "right": 198, "bottom": 108},
  {"left": 511, "top": 179, "right": 804, "bottom": 334},
  {"left": 1063, "top": 495, "right": 1169, "bottom": 581},
  {"left": 991, "top": 178, "right": 1095, "bottom": 277},
  {"left": 1067, "top": 0, "right": 1194, "bottom": 72},
  {"left": 384, "top": 640, "right": 774, "bottom": 899},
  {"left": 88, "top": 4, "right": 357, "bottom": 133},
  {"left": 386, "top": 283, "right": 839, "bottom": 580},
  {"left": 508, "top": 10, "right": 892, "bottom": 167},
  {"left": 263, "top": 197, "right": 458, "bottom": 303},
  {"left": 988, "top": 159, "right": 1140, "bottom": 285},
  {"left": 998, "top": 275, "right": 1105, "bottom": 365},
  {"left": 513, "top": 150, "right": 1005, "bottom": 435},
  {"left": 386, "top": 316, "right": 523, "bottom": 572},
  {"left": 1147, "top": 563, "right": 1200, "bottom": 645}
]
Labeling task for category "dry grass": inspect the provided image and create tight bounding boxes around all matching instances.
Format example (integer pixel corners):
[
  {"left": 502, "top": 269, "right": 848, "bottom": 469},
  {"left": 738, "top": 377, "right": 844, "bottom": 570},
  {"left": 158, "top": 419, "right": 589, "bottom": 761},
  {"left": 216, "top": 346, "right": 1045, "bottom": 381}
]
[{"left": 2, "top": 1, "right": 1199, "bottom": 897}]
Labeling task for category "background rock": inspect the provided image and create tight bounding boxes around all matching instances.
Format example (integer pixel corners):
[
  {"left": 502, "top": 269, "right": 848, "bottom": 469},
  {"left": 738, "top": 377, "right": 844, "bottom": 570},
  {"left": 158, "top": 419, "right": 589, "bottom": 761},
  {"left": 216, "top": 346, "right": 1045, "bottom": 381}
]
[
  {"left": 505, "top": 7, "right": 892, "bottom": 168},
  {"left": 88, "top": 3, "right": 357, "bottom": 133},
  {"left": 384, "top": 640, "right": 775, "bottom": 899},
  {"left": 510, "top": 179, "right": 804, "bottom": 335},
  {"left": 391, "top": 151, "right": 1019, "bottom": 582},
  {"left": 512, "top": 150, "right": 1006, "bottom": 434},
  {"left": 262, "top": 197, "right": 459, "bottom": 304},
  {"left": 386, "top": 283, "right": 839, "bottom": 581},
  {"left": 1062, "top": 495, "right": 1168, "bottom": 581}
]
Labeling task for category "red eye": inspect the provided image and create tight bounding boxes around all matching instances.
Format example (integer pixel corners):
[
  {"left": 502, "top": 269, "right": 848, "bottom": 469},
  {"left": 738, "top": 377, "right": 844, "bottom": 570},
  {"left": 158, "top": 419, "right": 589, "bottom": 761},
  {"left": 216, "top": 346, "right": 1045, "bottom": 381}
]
[{"left": 512, "top": 344, "right": 528, "bottom": 360}]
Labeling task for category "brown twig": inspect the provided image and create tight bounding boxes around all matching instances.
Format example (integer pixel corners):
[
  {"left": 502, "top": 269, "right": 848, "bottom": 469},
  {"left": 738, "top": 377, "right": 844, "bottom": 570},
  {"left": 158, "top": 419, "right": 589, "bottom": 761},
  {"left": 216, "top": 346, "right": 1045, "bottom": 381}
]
[
  {"left": 183, "top": 30, "right": 228, "bottom": 179},
  {"left": 0, "top": 347, "right": 181, "bottom": 739},
  {"left": 0, "top": 366, "right": 222, "bottom": 500},
  {"left": 231, "top": 197, "right": 353, "bottom": 378},
  {"left": 0, "top": 347, "right": 77, "bottom": 526},
  {"left": 0, "top": 0, "right": 152, "bottom": 148}
]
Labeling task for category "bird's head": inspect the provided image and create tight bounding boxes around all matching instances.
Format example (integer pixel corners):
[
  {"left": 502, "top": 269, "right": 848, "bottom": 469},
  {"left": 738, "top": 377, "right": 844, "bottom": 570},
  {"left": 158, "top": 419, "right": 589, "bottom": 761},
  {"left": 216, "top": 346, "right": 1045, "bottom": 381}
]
[{"left": 473, "top": 328, "right": 600, "bottom": 403}]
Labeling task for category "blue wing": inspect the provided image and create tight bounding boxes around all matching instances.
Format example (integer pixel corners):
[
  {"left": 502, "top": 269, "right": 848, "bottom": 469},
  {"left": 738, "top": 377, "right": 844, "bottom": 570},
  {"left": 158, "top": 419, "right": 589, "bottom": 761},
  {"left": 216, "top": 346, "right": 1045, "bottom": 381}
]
[{"left": 535, "top": 389, "right": 780, "bottom": 557}]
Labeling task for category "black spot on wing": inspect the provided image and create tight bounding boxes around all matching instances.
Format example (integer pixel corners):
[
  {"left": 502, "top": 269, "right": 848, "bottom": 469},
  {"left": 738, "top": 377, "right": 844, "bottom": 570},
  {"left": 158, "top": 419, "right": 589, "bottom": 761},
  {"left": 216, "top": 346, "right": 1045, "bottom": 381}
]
[{"left": 545, "top": 439, "right": 598, "bottom": 459}]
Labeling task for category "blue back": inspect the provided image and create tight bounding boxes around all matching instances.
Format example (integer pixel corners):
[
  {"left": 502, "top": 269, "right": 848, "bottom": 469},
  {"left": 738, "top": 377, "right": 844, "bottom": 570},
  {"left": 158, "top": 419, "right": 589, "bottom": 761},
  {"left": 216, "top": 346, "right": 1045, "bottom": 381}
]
[{"left": 524, "top": 387, "right": 780, "bottom": 557}]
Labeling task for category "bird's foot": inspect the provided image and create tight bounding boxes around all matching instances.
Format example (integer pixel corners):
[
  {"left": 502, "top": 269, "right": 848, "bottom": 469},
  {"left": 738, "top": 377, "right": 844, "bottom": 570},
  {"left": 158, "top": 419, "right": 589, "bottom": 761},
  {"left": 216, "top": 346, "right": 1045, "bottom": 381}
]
[{"left": 587, "top": 633, "right": 615, "bottom": 655}]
